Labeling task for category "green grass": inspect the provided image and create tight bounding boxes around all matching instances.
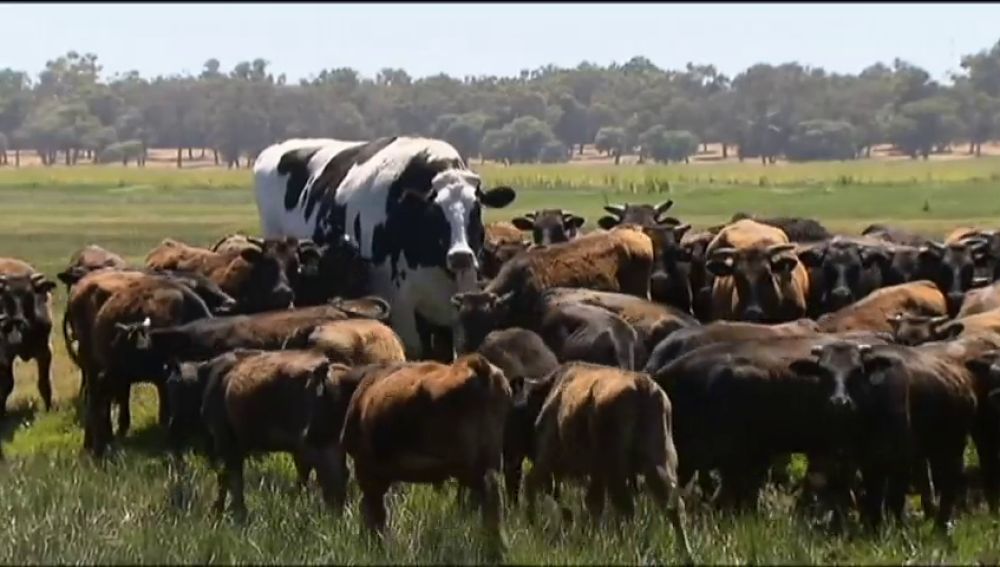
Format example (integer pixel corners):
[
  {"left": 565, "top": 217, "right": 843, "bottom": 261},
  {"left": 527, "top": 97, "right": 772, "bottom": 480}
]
[{"left": 2, "top": 160, "right": 1000, "bottom": 563}]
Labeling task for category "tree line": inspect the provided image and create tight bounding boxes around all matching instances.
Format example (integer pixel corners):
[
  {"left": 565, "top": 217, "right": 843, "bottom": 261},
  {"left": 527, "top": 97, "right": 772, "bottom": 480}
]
[{"left": 2, "top": 40, "right": 1000, "bottom": 168}]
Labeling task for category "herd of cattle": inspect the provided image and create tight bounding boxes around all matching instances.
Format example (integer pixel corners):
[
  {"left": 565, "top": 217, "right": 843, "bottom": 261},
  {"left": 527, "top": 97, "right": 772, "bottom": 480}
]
[{"left": 3, "top": 136, "right": 1000, "bottom": 558}]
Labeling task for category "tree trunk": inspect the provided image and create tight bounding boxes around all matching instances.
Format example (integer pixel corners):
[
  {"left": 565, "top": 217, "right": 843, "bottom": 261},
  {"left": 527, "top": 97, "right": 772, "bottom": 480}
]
[
  {"left": 65, "top": 149, "right": 71, "bottom": 166},
  {"left": 722, "top": 143, "right": 728, "bottom": 159},
  {"left": 177, "top": 147, "right": 183, "bottom": 169},
  {"left": 122, "top": 155, "right": 128, "bottom": 166},
  {"left": 865, "top": 146, "right": 872, "bottom": 158},
  {"left": 188, "top": 147, "right": 194, "bottom": 159},
  {"left": 614, "top": 150, "right": 621, "bottom": 165},
  {"left": 702, "top": 142, "right": 708, "bottom": 152},
  {"left": 976, "top": 142, "right": 982, "bottom": 157},
  {"left": 72, "top": 147, "right": 80, "bottom": 165},
  {"left": 14, "top": 149, "right": 20, "bottom": 167},
  {"left": 213, "top": 149, "right": 220, "bottom": 165},
  {"left": 199, "top": 147, "right": 206, "bottom": 159},
  {"left": 761, "top": 155, "right": 767, "bottom": 165},
  {"left": 684, "top": 156, "right": 690, "bottom": 164},
  {"left": 578, "top": 143, "right": 584, "bottom": 156},
  {"left": 969, "top": 141, "right": 976, "bottom": 155}
]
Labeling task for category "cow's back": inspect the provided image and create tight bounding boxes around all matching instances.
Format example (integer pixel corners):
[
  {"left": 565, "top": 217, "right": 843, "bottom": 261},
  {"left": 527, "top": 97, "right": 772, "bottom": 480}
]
[{"left": 817, "top": 280, "right": 946, "bottom": 333}]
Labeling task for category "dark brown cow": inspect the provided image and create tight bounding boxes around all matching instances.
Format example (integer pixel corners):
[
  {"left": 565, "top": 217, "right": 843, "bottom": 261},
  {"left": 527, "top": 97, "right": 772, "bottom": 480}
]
[
  {"left": 706, "top": 220, "right": 810, "bottom": 323},
  {"left": 0, "top": 258, "right": 56, "bottom": 416},
  {"left": 167, "top": 350, "right": 357, "bottom": 520},
  {"left": 452, "top": 289, "right": 643, "bottom": 370},
  {"left": 340, "top": 354, "right": 512, "bottom": 553},
  {"left": 512, "top": 362, "right": 692, "bottom": 561},
  {"left": 84, "top": 275, "right": 215, "bottom": 455},
  {"left": 917, "top": 237, "right": 992, "bottom": 317},
  {"left": 540, "top": 287, "right": 699, "bottom": 356},
  {"left": 681, "top": 230, "right": 716, "bottom": 322},
  {"left": 511, "top": 209, "right": 586, "bottom": 245},
  {"left": 643, "top": 222, "right": 697, "bottom": 313},
  {"left": 798, "top": 237, "right": 892, "bottom": 315},
  {"left": 145, "top": 238, "right": 295, "bottom": 313},
  {"left": 730, "top": 212, "right": 832, "bottom": 243},
  {"left": 211, "top": 233, "right": 369, "bottom": 306},
  {"left": 643, "top": 319, "right": 820, "bottom": 375},
  {"left": 596, "top": 200, "right": 676, "bottom": 230},
  {"left": 651, "top": 333, "right": 902, "bottom": 527},
  {"left": 817, "top": 280, "right": 947, "bottom": 334}
]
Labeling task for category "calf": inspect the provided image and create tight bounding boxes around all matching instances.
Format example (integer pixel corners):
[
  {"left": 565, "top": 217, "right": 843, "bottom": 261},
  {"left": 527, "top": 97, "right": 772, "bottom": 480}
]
[
  {"left": 817, "top": 280, "right": 947, "bottom": 334},
  {"left": 512, "top": 362, "right": 692, "bottom": 562},
  {"left": 0, "top": 258, "right": 57, "bottom": 415},
  {"left": 168, "top": 350, "right": 357, "bottom": 520},
  {"left": 706, "top": 220, "right": 810, "bottom": 322},
  {"left": 644, "top": 223, "right": 697, "bottom": 313},
  {"left": 340, "top": 354, "right": 512, "bottom": 552},
  {"left": 305, "top": 319, "right": 406, "bottom": 366},
  {"left": 145, "top": 238, "right": 295, "bottom": 313},
  {"left": 511, "top": 209, "right": 586, "bottom": 245}
]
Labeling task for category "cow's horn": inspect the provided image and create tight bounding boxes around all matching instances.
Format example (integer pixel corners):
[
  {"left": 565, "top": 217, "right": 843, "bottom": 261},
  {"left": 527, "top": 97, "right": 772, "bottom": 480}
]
[
  {"left": 858, "top": 344, "right": 872, "bottom": 355},
  {"left": 603, "top": 204, "right": 625, "bottom": 217},
  {"left": 709, "top": 247, "right": 737, "bottom": 260},
  {"left": 768, "top": 243, "right": 797, "bottom": 256},
  {"left": 654, "top": 200, "right": 674, "bottom": 216},
  {"left": 810, "top": 345, "right": 824, "bottom": 357}
]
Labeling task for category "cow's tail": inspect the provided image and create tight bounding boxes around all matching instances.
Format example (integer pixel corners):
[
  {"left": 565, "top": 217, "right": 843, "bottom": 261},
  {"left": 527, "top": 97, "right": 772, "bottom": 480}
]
[{"left": 62, "top": 311, "right": 82, "bottom": 369}]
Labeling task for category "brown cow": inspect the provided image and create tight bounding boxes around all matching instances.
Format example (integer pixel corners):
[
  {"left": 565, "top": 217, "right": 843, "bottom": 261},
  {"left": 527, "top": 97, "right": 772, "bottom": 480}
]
[
  {"left": 729, "top": 212, "right": 832, "bottom": 242},
  {"left": 55, "top": 245, "right": 128, "bottom": 291},
  {"left": 706, "top": 220, "right": 810, "bottom": 322},
  {"left": 340, "top": 354, "right": 511, "bottom": 553},
  {"left": 305, "top": 319, "right": 406, "bottom": 366},
  {"left": 85, "top": 275, "right": 215, "bottom": 455},
  {"left": 481, "top": 221, "right": 529, "bottom": 279},
  {"left": 817, "top": 280, "right": 947, "bottom": 334},
  {"left": 484, "top": 225, "right": 654, "bottom": 312},
  {"left": 145, "top": 238, "right": 295, "bottom": 313},
  {"left": 513, "top": 362, "right": 692, "bottom": 562},
  {"left": 0, "top": 258, "right": 56, "bottom": 416},
  {"left": 891, "top": 307, "right": 1000, "bottom": 346},
  {"left": 168, "top": 350, "right": 356, "bottom": 520},
  {"left": 511, "top": 209, "right": 586, "bottom": 246},
  {"left": 959, "top": 281, "right": 1000, "bottom": 317}
]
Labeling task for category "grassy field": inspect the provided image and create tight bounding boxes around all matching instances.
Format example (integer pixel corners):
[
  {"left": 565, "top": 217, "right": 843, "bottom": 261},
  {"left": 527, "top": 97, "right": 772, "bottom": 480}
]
[{"left": 2, "top": 160, "right": 1000, "bottom": 564}]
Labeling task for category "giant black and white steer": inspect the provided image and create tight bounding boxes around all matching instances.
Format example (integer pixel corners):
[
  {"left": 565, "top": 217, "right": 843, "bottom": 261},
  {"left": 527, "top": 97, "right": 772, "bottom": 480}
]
[{"left": 253, "top": 136, "right": 516, "bottom": 359}]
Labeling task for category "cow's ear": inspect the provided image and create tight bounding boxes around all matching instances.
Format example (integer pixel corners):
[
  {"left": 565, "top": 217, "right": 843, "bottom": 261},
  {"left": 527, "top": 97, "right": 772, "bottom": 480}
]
[
  {"left": 933, "top": 321, "right": 964, "bottom": 341},
  {"left": 239, "top": 247, "right": 263, "bottom": 262},
  {"left": 788, "top": 359, "right": 822, "bottom": 378},
  {"left": 706, "top": 257, "right": 734, "bottom": 277},
  {"left": 597, "top": 216, "right": 620, "bottom": 230},
  {"left": 564, "top": 215, "right": 586, "bottom": 230},
  {"left": 510, "top": 217, "right": 534, "bottom": 231},
  {"left": 478, "top": 186, "right": 516, "bottom": 208},
  {"left": 35, "top": 280, "right": 57, "bottom": 294},
  {"left": 771, "top": 255, "right": 799, "bottom": 275},
  {"left": 798, "top": 247, "right": 826, "bottom": 268}
]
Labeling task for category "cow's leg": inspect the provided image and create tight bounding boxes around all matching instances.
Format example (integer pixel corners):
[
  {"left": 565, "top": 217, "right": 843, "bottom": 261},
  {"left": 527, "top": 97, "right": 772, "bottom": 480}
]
[
  {"left": 359, "top": 474, "right": 390, "bottom": 542},
  {"left": 314, "top": 445, "right": 348, "bottom": 514},
  {"left": 213, "top": 463, "right": 229, "bottom": 516},
  {"left": 393, "top": 301, "right": 423, "bottom": 360},
  {"left": 929, "top": 445, "right": 965, "bottom": 536},
  {"left": 226, "top": 453, "right": 247, "bottom": 523},
  {"left": 912, "top": 455, "right": 937, "bottom": 520},
  {"left": 115, "top": 382, "right": 132, "bottom": 438},
  {"left": 34, "top": 345, "right": 53, "bottom": 411},
  {"left": 292, "top": 450, "right": 313, "bottom": 490},
  {"left": 524, "top": 462, "right": 554, "bottom": 525},
  {"left": 155, "top": 380, "right": 170, "bottom": 428},
  {"left": 0, "top": 361, "right": 13, "bottom": 421},
  {"left": 972, "top": 423, "right": 1000, "bottom": 514}
]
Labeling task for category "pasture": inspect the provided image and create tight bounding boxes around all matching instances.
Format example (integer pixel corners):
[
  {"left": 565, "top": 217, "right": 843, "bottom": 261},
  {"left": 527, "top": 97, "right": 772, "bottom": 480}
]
[{"left": 2, "top": 159, "right": 1000, "bottom": 564}]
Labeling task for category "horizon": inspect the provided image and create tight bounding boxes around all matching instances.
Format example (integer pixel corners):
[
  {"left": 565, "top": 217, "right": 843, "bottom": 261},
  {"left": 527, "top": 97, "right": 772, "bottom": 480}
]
[{"left": 5, "top": 3, "right": 1000, "bottom": 83}]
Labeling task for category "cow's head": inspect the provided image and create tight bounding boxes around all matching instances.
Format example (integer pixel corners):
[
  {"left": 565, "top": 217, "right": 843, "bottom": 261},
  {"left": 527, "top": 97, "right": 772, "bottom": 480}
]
[
  {"left": 164, "top": 358, "right": 212, "bottom": 453},
  {"left": 451, "top": 290, "right": 514, "bottom": 352},
  {"left": 511, "top": 209, "right": 585, "bottom": 246},
  {"left": 295, "top": 236, "right": 370, "bottom": 305},
  {"left": 887, "top": 312, "right": 953, "bottom": 346},
  {"left": 707, "top": 243, "right": 801, "bottom": 322},
  {"left": 479, "top": 240, "right": 529, "bottom": 280},
  {"left": 598, "top": 200, "right": 676, "bottom": 230},
  {"left": 220, "top": 245, "right": 295, "bottom": 312},
  {"left": 150, "top": 270, "right": 237, "bottom": 316},
  {"left": 800, "top": 239, "right": 887, "bottom": 312},
  {"left": 643, "top": 222, "right": 693, "bottom": 306},
  {"left": 0, "top": 273, "right": 56, "bottom": 329},
  {"left": 918, "top": 238, "right": 991, "bottom": 316},
  {"left": 789, "top": 341, "right": 905, "bottom": 421},
  {"left": 395, "top": 168, "right": 515, "bottom": 284},
  {"left": 114, "top": 316, "right": 154, "bottom": 351},
  {"left": 0, "top": 312, "right": 27, "bottom": 350}
]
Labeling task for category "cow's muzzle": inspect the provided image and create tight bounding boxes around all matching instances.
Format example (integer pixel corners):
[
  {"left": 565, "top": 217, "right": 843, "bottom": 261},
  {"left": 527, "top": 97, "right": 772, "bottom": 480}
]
[{"left": 447, "top": 250, "right": 477, "bottom": 272}]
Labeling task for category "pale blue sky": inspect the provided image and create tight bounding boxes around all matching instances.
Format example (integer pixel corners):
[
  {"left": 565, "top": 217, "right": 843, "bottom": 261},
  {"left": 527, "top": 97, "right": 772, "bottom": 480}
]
[{"left": 5, "top": 3, "right": 1000, "bottom": 83}]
